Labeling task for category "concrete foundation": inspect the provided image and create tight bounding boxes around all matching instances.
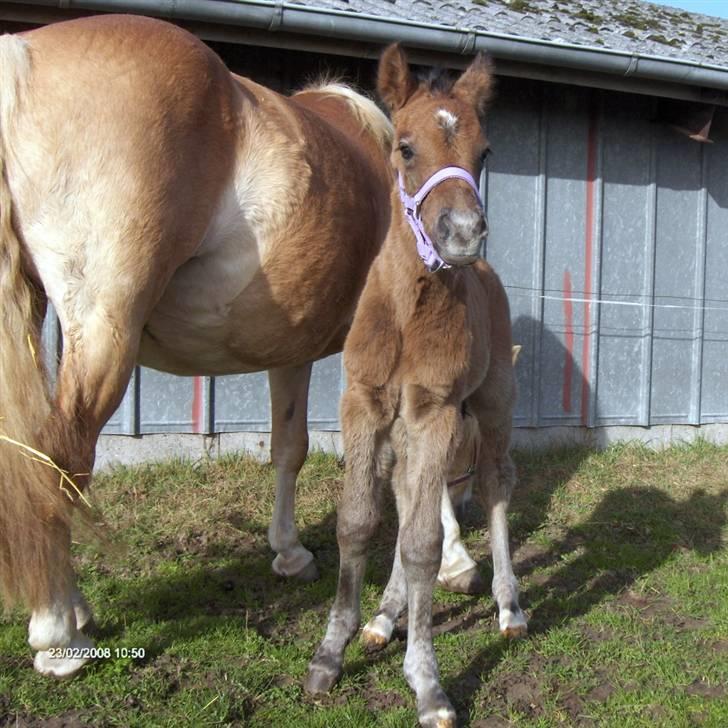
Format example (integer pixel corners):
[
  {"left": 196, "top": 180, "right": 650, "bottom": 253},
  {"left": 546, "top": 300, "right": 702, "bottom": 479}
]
[{"left": 94, "top": 424, "right": 728, "bottom": 471}]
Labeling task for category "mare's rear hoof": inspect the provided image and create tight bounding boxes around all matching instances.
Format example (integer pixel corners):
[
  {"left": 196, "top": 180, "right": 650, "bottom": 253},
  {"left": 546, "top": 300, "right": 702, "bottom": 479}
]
[
  {"left": 437, "top": 566, "right": 485, "bottom": 595},
  {"left": 33, "top": 637, "right": 94, "bottom": 679}
]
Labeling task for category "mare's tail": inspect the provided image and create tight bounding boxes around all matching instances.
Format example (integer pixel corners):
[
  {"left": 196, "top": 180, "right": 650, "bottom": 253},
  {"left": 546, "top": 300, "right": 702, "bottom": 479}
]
[{"left": 0, "top": 34, "right": 74, "bottom": 610}]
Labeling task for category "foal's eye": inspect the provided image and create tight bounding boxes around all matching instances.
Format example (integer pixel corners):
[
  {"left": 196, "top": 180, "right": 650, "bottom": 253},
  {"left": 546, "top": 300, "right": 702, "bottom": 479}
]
[{"left": 399, "top": 142, "right": 414, "bottom": 161}]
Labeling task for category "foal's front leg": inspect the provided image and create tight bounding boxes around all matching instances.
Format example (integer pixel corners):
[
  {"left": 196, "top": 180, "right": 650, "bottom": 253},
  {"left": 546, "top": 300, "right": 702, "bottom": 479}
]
[
  {"left": 305, "top": 387, "right": 387, "bottom": 693},
  {"left": 362, "top": 485, "right": 480, "bottom": 653},
  {"left": 399, "top": 405, "right": 459, "bottom": 728}
]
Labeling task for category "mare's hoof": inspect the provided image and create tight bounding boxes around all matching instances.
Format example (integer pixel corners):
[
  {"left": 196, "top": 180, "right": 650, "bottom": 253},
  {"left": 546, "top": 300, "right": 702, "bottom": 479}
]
[
  {"left": 304, "top": 661, "right": 340, "bottom": 695},
  {"left": 33, "top": 634, "right": 94, "bottom": 679},
  {"left": 293, "top": 560, "right": 320, "bottom": 583},
  {"left": 437, "top": 566, "right": 485, "bottom": 595}
]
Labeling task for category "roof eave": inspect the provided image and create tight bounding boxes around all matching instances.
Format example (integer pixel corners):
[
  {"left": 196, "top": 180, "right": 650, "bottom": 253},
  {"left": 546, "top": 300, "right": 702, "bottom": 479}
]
[{"left": 4, "top": 0, "right": 728, "bottom": 104}]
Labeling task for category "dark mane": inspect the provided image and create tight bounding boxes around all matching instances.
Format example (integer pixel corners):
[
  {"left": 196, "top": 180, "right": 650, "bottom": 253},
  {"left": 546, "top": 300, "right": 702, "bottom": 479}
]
[{"left": 416, "top": 67, "right": 457, "bottom": 95}]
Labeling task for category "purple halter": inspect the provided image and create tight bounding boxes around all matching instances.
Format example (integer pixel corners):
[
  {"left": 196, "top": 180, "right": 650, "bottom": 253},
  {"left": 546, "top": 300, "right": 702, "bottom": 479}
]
[{"left": 398, "top": 166, "right": 484, "bottom": 272}]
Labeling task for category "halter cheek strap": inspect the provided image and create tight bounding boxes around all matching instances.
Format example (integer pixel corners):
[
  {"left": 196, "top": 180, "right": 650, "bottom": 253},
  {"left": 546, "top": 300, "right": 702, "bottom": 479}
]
[{"left": 398, "top": 166, "right": 484, "bottom": 273}]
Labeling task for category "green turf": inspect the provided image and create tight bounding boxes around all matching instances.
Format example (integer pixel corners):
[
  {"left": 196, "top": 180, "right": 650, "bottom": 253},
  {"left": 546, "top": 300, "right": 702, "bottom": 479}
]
[{"left": 1, "top": 443, "right": 726, "bottom": 726}]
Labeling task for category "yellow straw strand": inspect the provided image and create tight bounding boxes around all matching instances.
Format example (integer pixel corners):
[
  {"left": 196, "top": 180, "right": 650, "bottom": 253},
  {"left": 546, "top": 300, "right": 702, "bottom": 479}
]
[{"left": 0, "top": 433, "right": 92, "bottom": 508}]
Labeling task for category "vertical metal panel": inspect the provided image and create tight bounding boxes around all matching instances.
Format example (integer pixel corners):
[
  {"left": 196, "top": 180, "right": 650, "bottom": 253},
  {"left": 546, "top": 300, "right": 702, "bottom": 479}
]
[
  {"left": 308, "top": 353, "right": 343, "bottom": 430},
  {"left": 596, "top": 93, "right": 654, "bottom": 425},
  {"left": 538, "top": 84, "right": 589, "bottom": 426},
  {"left": 485, "top": 80, "right": 545, "bottom": 427},
  {"left": 585, "top": 99, "right": 603, "bottom": 429},
  {"left": 690, "top": 153, "right": 709, "bottom": 424},
  {"left": 650, "top": 129, "right": 703, "bottom": 422},
  {"left": 640, "top": 131, "right": 658, "bottom": 427},
  {"left": 700, "top": 131, "right": 728, "bottom": 421},
  {"left": 136, "top": 368, "right": 195, "bottom": 433},
  {"left": 214, "top": 372, "right": 270, "bottom": 432}
]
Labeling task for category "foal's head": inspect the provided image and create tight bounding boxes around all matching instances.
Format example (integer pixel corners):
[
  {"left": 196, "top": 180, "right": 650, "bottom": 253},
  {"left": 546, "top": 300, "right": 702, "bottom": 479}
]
[{"left": 377, "top": 44, "right": 494, "bottom": 267}]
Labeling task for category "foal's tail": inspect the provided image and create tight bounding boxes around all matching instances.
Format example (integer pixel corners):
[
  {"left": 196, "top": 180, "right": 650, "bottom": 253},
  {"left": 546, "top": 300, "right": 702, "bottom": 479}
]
[{"left": 0, "top": 35, "right": 74, "bottom": 610}]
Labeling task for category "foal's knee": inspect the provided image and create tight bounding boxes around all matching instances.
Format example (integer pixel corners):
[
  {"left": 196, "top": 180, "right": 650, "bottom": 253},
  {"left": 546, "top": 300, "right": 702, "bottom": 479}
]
[
  {"left": 400, "top": 523, "right": 443, "bottom": 581},
  {"left": 336, "top": 495, "right": 379, "bottom": 551}
]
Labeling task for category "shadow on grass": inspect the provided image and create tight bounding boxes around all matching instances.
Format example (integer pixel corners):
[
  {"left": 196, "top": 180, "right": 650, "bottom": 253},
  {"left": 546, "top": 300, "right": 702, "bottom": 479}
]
[{"left": 446, "top": 482, "right": 728, "bottom": 720}]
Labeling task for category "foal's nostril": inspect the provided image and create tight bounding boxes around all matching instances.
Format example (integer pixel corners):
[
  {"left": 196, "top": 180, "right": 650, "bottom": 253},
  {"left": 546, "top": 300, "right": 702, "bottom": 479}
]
[
  {"left": 437, "top": 208, "right": 453, "bottom": 239},
  {"left": 475, "top": 214, "right": 487, "bottom": 238}
]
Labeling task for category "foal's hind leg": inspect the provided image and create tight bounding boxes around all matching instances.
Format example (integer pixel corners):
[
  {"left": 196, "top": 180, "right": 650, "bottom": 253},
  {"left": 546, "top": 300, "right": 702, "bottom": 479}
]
[
  {"left": 480, "top": 447, "right": 526, "bottom": 637},
  {"left": 469, "top": 395, "right": 527, "bottom": 638},
  {"left": 267, "top": 363, "right": 317, "bottom": 581}
]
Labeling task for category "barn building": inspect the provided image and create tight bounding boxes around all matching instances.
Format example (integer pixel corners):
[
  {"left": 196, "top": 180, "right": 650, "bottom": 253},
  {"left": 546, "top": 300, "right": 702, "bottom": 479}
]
[{"left": 2, "top": 0, "right": 728, "bottom": 461}]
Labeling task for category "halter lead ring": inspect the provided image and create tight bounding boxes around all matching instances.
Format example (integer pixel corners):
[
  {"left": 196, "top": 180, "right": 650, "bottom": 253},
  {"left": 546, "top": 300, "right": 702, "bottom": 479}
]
[{"left": 398, "top": 166, "right": 485, "bottom": 272}]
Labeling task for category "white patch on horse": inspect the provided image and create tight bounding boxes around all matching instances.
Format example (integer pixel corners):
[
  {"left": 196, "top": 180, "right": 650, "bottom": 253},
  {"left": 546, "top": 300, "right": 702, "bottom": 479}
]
[{"left": 436, "top": 108, "right": 459, "bottom": 141}]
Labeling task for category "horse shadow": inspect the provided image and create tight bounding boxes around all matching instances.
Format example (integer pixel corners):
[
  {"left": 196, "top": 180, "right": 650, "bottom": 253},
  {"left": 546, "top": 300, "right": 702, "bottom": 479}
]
[{"left": 444, "top": 482, "right": 728, "bottom": 721}]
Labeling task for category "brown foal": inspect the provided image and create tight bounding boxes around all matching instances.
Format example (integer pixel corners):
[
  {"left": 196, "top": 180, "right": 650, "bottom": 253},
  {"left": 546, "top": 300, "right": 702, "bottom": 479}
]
[{"left": 306, "top": 45, "right": 527, "bottom": 727}]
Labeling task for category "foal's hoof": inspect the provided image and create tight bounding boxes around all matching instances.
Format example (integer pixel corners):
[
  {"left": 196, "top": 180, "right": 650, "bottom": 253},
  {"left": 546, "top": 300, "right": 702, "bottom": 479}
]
[
  {"left": 304, "top": 661, "right": 340, "bottom": 695},
  {"left": 419, "top": 703, "right": 457, "bottom": 728},
  {"left": 437, "top": 566, "right": 485, "bottom": 595},
  {"left": 361, "top": 616, "right": 393, "bottom": 653},
  {"left": 499, "top": 607, "right": 528, "bottom": 639}
]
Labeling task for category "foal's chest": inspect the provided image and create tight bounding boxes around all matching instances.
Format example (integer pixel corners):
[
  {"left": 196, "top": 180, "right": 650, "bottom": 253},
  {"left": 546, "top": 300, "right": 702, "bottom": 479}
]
[{"left": 398, "top": 275, "right": 489, "bottom": 391}]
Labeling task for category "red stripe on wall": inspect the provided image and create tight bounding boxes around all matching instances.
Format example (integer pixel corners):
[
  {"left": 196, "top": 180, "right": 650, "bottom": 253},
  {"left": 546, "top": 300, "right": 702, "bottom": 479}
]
[
  {"left": 563, "top": 269, "right": 574, "bottom": 413},
  {"left": 581, "top": 107, "right": 598, "bottom": 426},
  {"left": 192, "top": 376, "right": 203, "bottom": 434}
]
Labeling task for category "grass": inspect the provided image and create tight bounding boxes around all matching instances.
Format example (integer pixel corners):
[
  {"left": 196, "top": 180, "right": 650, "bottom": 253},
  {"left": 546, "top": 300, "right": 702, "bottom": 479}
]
[{"left": 1, "top": 442, "right": 727, "bottom": 727}]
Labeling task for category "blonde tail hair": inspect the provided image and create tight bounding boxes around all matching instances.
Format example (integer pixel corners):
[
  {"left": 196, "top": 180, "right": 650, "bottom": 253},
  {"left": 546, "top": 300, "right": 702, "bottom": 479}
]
[{"left": 0, "top": 34, "right": 75, "bottom": 610}]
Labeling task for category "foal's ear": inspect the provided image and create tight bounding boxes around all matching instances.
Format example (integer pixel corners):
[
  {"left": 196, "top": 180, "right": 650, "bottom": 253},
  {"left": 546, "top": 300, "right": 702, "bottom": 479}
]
[
  {"left": 453, "top": 52, "right": 495, "bottom": 116},
  {"left": 377, "top": 43, "right": 418, "bottom": 112}
]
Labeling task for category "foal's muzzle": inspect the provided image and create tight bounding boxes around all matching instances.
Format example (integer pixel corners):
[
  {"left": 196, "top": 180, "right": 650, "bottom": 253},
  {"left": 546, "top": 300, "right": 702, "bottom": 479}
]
[
  {"left": 436, "top": 206, "right": 488, "bottom": 265},
  {"left": 398, "top": 167, "right": 485, "bottom": 272}
]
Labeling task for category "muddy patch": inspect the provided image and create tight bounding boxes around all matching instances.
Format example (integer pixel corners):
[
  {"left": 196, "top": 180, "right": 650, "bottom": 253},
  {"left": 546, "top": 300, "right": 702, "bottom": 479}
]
[
  {"left": 685, "top": 678, "right": 725, "bottom": 699},
  {"left": 0, "top": 711, "right": 93, "bottom": 728},
  {"left": 614, "top": 589, "right": 712, "bottom": 630}
]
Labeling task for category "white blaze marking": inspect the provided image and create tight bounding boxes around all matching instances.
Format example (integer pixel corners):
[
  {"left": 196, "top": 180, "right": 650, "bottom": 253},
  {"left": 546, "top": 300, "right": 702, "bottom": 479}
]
[{"left": 436, "top": 108, "right": 459, "bottom": 137}]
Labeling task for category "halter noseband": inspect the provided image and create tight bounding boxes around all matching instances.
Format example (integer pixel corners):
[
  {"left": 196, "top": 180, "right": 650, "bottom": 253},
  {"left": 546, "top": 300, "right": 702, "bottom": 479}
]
[{"left": 398, "top": 166, "right": 484, "bottom": 273}]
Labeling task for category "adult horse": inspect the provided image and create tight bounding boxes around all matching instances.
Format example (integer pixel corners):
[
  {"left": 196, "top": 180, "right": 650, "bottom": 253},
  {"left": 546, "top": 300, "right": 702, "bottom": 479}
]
[{"left": 0, "top": 14, "right": 479, "bottom": 678}]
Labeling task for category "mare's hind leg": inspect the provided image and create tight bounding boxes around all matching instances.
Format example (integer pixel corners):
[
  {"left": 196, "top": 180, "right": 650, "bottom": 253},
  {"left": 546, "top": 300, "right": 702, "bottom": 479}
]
[
  {"left": 267, "top": 364, "right": 317, "bottom": 581},
  {"left": 30, "top": 305, "right": 145, "bottom": 677}
]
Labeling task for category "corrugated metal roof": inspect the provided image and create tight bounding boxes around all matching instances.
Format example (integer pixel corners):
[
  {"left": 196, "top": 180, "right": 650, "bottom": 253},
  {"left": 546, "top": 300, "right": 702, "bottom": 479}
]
[{"left": 289, "top": 0, "right": 728, "bottom": 68}]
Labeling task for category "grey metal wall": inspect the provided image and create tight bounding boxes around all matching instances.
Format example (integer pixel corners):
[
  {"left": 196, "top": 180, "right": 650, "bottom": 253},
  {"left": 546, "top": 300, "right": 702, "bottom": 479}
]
[
  {"left": 487, "top": 80, "right": 728, "bottom": 429},
  {"left": 41, "top": 77, "right": 728, "bottom": 436}
]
